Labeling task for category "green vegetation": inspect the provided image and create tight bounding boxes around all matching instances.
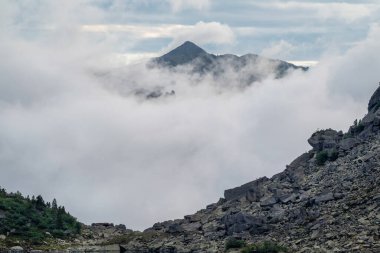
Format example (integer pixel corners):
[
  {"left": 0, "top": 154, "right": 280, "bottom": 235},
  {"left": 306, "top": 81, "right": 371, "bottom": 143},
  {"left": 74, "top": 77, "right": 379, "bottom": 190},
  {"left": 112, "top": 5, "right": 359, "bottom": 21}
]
[
  {"left": 225, "top": 237, "right": 247, "bottom": 250},
  {"left": 0, "top": 187, "right": 81, "bottom": 245},
  {"left": 344, "top": 119, "right": 365, "bottom": 138},
  {"left": 224, "top": 239, "right": 288, "bottom": 253},
  {"left": 351, "top": 119, "right": 365, "bottom": 134},
  {"left": 329, "top": 150, "right": 339, "bottom": 161},
  {"left": 240, "top": 241, "right": 288, "bottom": 253},
  {"left": 315, "top": 149, "right": 339, "bottom": 166},
  {"left": 315, "top": 151, "right": 329, "bottom": 166}
]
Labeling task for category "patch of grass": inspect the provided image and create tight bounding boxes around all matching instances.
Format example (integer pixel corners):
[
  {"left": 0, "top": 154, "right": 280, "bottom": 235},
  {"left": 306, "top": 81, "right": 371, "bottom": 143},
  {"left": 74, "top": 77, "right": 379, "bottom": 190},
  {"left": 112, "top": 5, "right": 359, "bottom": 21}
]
[{"left": 225, "top": 237, "right": 247, "bottom": 250}]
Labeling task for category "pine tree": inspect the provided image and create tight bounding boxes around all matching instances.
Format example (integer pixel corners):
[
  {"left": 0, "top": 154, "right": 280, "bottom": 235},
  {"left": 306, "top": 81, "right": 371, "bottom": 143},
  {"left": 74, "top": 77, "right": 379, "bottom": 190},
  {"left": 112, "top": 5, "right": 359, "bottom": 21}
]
[
  {"left": 75, "top": 222, "right": 81, "bottom": 234},
  {"left": 35, "top": 195, "right": 46, "bottom": 210},
  {"left": 56, "top": 207, "right": 64, "bottom": 229},
  {"left": 52, "top": 198, "right": 58, "bottom": 210}
]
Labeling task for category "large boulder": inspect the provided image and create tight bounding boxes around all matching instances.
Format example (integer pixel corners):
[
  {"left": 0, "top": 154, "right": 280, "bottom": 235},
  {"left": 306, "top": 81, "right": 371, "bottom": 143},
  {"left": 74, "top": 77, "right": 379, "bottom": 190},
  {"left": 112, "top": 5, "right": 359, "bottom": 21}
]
[
  {"left": 167, "top": 223, "right": 183, "bottom": 234},
  {"left": 260, "top": 196, "right": 278, "bottom": 207},
  {"left": 224, "top": 177, "right": 269, "bottom": 201},
  {"left": 222, "top": 212, "right": 268, "bottom": 235},
  {"left": 10, "top": 246, "right": 23, "bottom": 252},
  {"left": 307, "top": 129, "right": 343, "bottom": 152},
  {"left": 338, "top": 137, "right": 360, "bottom": 151}
]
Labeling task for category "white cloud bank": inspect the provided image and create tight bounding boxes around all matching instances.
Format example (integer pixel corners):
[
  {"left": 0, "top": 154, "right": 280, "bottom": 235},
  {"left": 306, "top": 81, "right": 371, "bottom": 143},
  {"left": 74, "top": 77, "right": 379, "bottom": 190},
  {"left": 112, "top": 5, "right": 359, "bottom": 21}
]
[
  {"left": 1, "top": 2, "right": 380, "bottom": 230},
  {"left": 261, "top": 40, "right": 295, "bottom": 59}
]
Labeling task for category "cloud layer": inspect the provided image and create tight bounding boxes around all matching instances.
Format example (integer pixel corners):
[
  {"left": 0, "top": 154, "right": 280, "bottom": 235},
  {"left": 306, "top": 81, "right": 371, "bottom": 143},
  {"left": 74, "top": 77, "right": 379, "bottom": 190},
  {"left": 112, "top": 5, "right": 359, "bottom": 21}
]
[{"left": 1, "top": 1, "right": 380, "bottom": 230}]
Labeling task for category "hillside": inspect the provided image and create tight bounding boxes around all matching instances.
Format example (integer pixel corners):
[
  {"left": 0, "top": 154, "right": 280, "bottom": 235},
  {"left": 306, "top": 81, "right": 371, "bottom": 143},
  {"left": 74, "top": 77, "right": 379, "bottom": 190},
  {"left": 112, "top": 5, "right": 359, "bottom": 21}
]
[
  {"left": 109, "top": 86, "right": 380, "bottom": 252},
  {"left": 0, "top": 189, "right": 81, "bottom": 249}
]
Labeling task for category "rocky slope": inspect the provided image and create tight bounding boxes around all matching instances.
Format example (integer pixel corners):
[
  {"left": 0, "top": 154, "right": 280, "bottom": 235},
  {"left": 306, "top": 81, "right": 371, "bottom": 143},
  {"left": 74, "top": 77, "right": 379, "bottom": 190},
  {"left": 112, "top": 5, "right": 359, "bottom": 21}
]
[{"left": 112, "top": 86, "right": 380, "bottom": 252}]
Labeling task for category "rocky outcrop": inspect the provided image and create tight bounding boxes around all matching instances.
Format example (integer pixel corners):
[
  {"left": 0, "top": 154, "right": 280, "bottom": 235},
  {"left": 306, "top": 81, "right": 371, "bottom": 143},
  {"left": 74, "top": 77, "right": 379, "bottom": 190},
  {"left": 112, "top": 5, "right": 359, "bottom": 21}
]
[
  {"left": 368, "top": 86, "right": 380, "bottom": 112},
  {"left": 108, "top": 87, "right": 380, "bottom": 252},
  {"left": 224, "top": 177, "right": 269, "bottom": 201},
  {"left": 307, "top": 129, "right": 343, "bottom": 152}
]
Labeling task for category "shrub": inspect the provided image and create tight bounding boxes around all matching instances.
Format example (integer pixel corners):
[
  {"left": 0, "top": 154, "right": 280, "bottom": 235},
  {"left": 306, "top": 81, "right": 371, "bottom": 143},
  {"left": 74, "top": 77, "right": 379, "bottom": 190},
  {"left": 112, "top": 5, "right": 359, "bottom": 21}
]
[
  {"left": 225, "top": 238, "right": 247, "bottom": 250},
  {"left": 315, "top": 151, "right": 328, "bottom": 166},
  {"left": 241, "top": 241, "right": 288, "bottom": 253},
  {"left": 315, "top": 149, "right": 339, "bottom": 166},
  {"left": 329, "top": 150, "right": 339, "bottom": 162}
]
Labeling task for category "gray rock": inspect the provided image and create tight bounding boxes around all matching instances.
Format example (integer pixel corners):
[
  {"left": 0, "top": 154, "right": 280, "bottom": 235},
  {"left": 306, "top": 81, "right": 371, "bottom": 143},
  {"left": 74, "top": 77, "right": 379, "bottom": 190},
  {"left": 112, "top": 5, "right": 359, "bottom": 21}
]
[
  {"left": 115, "top": 224, "right": 127, "bottom": 231},
  {"left": 368, "top": 86, "right": 380, "bottom": 112},
  {"left": 260, "top": 196, "right": 278, "bottom": 206},
  {"left": 279, "top": 193, "right": 298, "bottom": 204},
  {"left": 222, "top": 212, "right": 267, "bottom": 235},
  {"left": 10, "top": 246, "right": 23, "bottom": 252},
  {"left": 267, "top": 206, "right": 286, "bottom": 223},
  {"left": 310, "top": 223, "right": 321, "bottom": 230},
  {"left": 167, "top": 223, "right": 183, "bottom": 234},
  {"left": 182, "top": 222, "right": 202, "bottom": 232},
  {"left": 314, "top": 192, "right": 335, "bottom": 204},
  {"left": 339, "top": 138, "right": 360, "bottom": 151},
  {"left": 224, "top": 177, "right": 268, "bottom": 201},
  {"left": 308, "top": 129, "right": 342, "bottom": 151},
  {"left": 91, "top": 222, "right": 114, "bottom": 227},
  {"left": 202, "top": 221, "right": 218, "bottom": 233}
]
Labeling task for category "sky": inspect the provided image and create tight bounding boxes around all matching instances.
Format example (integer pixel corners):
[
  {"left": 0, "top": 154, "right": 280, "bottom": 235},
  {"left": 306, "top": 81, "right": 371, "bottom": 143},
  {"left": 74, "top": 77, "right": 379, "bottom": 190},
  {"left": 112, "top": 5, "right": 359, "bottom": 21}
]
[{"left": 0, "top": 0, "right": 380, "bottom": 230}]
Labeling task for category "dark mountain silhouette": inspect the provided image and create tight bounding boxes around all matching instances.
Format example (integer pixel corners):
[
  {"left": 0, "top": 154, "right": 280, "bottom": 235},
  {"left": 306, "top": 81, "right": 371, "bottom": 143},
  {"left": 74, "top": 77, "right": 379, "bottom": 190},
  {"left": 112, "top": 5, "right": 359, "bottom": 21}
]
[
  {"left": 155, "top": 41, "right": 208, "bottom": 66},
  {"left": 151, "top": 41, "right": 308, "bottom": 81}
]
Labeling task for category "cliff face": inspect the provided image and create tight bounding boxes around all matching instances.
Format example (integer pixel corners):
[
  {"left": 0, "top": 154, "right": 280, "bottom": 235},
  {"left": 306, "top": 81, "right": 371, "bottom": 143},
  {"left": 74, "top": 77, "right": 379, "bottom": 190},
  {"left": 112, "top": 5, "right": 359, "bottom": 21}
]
[{"left": 115, "top": 87, "right": 380, "bottom": 252}]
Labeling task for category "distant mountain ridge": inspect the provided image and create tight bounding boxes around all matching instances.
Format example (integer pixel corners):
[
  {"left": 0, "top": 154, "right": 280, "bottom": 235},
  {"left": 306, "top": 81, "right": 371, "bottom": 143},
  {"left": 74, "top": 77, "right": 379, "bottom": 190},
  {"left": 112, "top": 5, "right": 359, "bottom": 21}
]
[
  {"left": 152, "top": 41, "right": 308, "bottom": 80},
  {"left": 95, "top": 41, "right": 309, "bottom": 100}
]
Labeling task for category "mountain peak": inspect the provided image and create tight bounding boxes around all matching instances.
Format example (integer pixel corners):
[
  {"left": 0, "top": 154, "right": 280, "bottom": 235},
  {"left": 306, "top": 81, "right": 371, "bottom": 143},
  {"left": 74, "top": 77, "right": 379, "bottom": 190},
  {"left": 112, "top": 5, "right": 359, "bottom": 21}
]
[
  {"left": 178, "top": 41, "right": 206, "bottom": 53},
  {"left": 154, "top": 41, "right": 208, "bottom": 67}
]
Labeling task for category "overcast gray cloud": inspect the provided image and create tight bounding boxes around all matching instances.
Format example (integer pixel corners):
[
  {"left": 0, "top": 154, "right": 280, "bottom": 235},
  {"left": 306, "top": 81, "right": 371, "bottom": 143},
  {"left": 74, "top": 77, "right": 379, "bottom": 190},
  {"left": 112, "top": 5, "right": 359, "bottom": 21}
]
[
  {"left": 251, "top": 2, "right": 377, "bottom": 23},
  {"left": 3, "top": 0, "right": 379, "bottom": 60},
  {"left": 0, "top": 1, "right": 380, "bottom": 230}
]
